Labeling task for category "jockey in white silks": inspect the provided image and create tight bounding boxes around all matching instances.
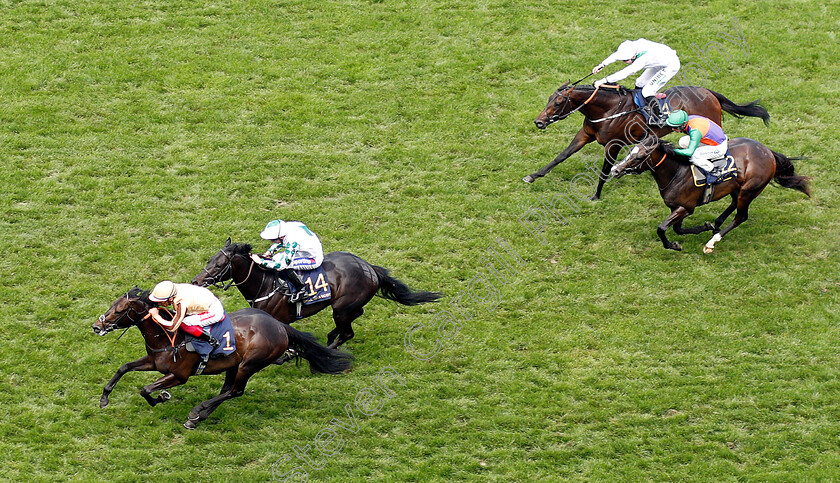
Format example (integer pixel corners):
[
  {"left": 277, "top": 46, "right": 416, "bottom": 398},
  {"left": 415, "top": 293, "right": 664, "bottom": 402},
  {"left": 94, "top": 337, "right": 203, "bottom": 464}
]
[
  {"left": 250, "top": 220, "right": 325, "bottom": 303},
  {"left": 592, "top": 38, "right": 681, "bottom": 125}
]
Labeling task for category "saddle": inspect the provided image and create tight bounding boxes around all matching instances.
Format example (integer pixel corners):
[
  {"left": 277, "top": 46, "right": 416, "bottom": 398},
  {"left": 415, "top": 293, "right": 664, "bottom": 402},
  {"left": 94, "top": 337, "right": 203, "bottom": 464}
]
[
  {"left": 184, "top": 316, "right": 236, "bottom": 375},
  {"left": 282, "top": 266, "right": 332, "bottom": 318},
  {"left": 689, "top": 151, "right": 738, "bottom": 205},
  {"left": 633, "top": 90, "right": 671, "bottom": 126}
]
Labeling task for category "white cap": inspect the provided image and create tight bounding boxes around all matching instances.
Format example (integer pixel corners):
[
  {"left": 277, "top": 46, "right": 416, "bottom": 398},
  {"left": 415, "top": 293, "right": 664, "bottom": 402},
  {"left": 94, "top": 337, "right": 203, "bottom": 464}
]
[
  {"left": 615, "top": 40, "right": 638, "bottom": 61},
  {"left": 260, "top": 219, "right": 286, "bottom": 240},
  {"left": 149, "top": 280, "right": 176, "bottom": 302}
]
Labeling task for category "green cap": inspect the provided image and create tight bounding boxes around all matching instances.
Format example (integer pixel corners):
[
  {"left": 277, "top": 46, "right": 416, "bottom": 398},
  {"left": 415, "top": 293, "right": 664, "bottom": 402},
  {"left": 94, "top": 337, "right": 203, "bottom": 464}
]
[{"left": 665, "top": 110, "right": 689, "bottom": 127}]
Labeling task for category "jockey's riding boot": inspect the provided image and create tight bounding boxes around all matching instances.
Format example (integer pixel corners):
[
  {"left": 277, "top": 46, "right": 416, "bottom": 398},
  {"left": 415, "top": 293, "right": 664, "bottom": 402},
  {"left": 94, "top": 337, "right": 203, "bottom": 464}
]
[
  {"left": 282, "top": 269, "right": 306, "bottom": 303},
  {"left": 644, "top": 96, "right": 663, "bottom": 125},
  {"left": 198, "top": 329, "right": 221, "bottom": 349}
]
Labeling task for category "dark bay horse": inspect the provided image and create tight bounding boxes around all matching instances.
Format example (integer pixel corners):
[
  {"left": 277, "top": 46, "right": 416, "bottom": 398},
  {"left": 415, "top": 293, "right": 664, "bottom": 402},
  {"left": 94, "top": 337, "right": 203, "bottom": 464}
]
[
  {"left": 192, "top": 239, "right": 442, "bottom": 349},
  {"left": 610, "top": 135, "right": 810, "bottom": 252},
  {"left": 93, "top": 287, "right": 353, "bottom": 429},
  {"left": 527, "top": 82, "right": 770, "bottom": 199}
]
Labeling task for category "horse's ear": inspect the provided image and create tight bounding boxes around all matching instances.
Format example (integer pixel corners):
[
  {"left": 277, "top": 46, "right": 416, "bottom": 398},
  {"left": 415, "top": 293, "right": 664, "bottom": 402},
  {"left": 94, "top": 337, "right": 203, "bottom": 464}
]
[
  {"left": 225, "top": 237, "right": 231, "bottom": 247},
  {"left": 561, "top": 80, "right": 570, "bottom": 89}
]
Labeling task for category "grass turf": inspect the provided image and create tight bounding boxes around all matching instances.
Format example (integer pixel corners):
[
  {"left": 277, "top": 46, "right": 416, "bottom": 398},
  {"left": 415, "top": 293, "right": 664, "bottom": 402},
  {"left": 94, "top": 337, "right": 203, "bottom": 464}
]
[{"left": 1, "top": 0, "right": 838, "bottom": 481}]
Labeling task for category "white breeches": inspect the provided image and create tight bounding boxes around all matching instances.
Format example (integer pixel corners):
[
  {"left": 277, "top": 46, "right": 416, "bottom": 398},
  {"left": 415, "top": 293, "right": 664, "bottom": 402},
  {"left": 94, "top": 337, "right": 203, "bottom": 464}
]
[
  {"left": 636, "top": 60, "right": 680, "bottom": 97},
  {"left": 686, "top": 139, "right": 728, "bottom": 172},
  {"left": 182, "top": 300, "right": 226, "bottom": 327}
]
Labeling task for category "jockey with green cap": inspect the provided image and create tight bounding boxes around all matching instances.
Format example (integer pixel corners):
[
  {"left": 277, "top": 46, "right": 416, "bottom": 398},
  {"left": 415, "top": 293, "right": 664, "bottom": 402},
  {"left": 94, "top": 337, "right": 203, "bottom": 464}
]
[
  {"left": 250, "top": 220, "right": 324, "bottom": 303},
  {"left": 665, "top": 110, "right": 729, "bottom": 177}
]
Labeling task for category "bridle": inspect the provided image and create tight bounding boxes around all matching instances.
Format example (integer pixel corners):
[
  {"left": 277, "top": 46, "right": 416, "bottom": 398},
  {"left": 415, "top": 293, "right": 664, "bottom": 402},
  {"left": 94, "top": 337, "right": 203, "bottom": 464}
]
[
  {"left": 97, "top": 293, "right": 147, "bottom": 334},
  {"left": 199, "top": 250, "right": 256, "bottom": 291},
  {"left": 547, "top": 84, "right": 638, "bottom": 124},
  {"left": 201, "top": 249, "right": 287, "bottom": 305},
  {"left": 622, "top": 140, "right": 681, "bottom": 192}
]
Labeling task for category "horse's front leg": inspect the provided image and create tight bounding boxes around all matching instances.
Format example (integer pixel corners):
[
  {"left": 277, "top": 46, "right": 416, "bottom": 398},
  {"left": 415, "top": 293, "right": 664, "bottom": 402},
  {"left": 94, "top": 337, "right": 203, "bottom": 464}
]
[
  {"left": 657, "top": 206, "right": 692, "bottom": 251},
  {"left": 140, "top": 373, "right": 186, "bottom": 407},
  {"left": 100, "top": 356, "right": 156, "bottom": 408},
  {"left": 524, "top": 128, "right": 594, "bottom": 183},
  {"left": 592, "top": 143, "right": 623, "bottom": 200}
]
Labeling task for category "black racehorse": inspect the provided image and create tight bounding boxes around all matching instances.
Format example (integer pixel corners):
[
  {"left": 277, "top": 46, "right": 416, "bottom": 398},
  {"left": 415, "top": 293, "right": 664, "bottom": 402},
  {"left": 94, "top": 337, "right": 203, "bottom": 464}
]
[
  {"left": 93, "top": 287, "right": 353, "bottom": 429},
  {"left": 610, "top": 135, "right": 810, "bottom": 252},
  {"left": 527, "top": 82, "right": 770, "bottom": 200},
  {"left": 192, "top": 239, "right": 442, "bottom": 348}
]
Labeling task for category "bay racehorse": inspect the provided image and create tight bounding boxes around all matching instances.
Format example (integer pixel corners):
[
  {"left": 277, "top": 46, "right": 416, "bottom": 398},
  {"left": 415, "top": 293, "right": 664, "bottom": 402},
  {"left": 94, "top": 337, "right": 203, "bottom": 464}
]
[
  {"left": 610, "top": 135, "right": 810, "bottom": 252},
  {"left": 192, "top": 239, "right": 442, "bottom": 349},
  {"left": 527, "top": 82, "right": 770, "bottom": 200},
  {"left": 93, "top": 287, "right": 353, "bottom": 429}
]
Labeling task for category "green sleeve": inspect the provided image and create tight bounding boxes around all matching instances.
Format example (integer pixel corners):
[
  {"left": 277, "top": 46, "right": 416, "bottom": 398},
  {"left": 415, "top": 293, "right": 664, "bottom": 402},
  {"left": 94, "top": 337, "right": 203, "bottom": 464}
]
[{"left": 674, "top": 129, "right": 702, "bottom": 157}]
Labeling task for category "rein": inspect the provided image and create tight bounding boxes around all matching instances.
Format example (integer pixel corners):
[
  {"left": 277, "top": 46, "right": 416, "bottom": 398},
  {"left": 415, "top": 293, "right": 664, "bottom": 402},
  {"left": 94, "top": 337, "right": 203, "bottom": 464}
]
[
  {"left": 553, "top": 84, "right": 634, "bottom": 122},
  {"left": 645, "top": 148, "right": 681, "bottom": 192}
]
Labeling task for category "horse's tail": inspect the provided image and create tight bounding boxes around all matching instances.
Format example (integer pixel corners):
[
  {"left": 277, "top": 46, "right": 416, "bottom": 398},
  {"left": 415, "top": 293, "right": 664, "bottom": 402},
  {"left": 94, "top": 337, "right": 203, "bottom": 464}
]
[
  {"left": 709, "top": 89, "right": 770, "bottom": 126},
  {"left": 373, "top": 265, "right": 442, "bottom": 306},
  {"left": 283, "top": 324, "right": 354, "bottom": 374},
  {"left": 772, "top": 150, "right": 811, "bottom": 197}
]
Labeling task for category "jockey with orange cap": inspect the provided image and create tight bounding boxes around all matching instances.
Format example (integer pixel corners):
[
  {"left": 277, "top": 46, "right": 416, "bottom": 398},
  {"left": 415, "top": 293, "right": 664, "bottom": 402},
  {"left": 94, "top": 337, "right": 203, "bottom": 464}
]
[
  {"left": 250, "top": 220, "right": 324, "bottom": 303},
  {"left": 593, "top": 38, "right": 681, "bottom": 124},
  {"left": 665, "top": 109, "right": 729, "bottom": 178},
  {"left": 148, "top": 281, "right": 223, "bottom": 350}
]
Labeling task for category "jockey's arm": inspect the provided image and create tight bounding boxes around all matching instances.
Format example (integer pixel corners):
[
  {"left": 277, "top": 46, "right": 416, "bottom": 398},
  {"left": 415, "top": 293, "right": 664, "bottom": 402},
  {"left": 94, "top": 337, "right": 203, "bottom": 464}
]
[
  {"left": 604, "top": 60, "right": 647, "bottom": 84},
  {"left": 169, "top": 301, "right": 187, "bottom": 332},
  {"left": 148, "top": 302, "right": 185, "bottom": 332},
  {"left": 253, "top": 241, "right": 298, "bottom": 270},
  {"left": 674, "top": 129, "right": 703, "bottom": 157}
]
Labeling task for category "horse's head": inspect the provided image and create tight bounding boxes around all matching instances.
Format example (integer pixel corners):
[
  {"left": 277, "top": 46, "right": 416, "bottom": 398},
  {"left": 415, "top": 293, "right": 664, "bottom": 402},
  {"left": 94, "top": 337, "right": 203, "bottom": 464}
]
[
  {"left": 93, "top": 287, "right": 152, "bottom": 336},
  {"left": 534, "top": 81, "right": 574, "bottom": 129},
  {"left": 192, "top": 238, "right": 252, "bottom": 288},
  {"left": 611, "top": 135, "right": 661, "bottom": 178}
]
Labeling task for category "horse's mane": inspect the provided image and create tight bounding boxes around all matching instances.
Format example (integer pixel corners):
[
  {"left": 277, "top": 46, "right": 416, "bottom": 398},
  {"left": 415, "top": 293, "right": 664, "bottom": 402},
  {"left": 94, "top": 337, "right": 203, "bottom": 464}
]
[
  {"left": 127, "top": 286, "right": 153, "bottom": 304},
  {"left": 227, "top": 242, "right": 253, "bottom": 256},
  {"left": 568, "top": 83, "right": 632, "bottom": 96},
  {"left": 657, "top": 139, "right": 691, "bottom": 164}
]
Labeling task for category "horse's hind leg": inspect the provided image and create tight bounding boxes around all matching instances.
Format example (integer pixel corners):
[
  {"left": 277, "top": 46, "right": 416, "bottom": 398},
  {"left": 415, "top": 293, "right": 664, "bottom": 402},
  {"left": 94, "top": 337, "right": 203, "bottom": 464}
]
[
  {"left": 218, "top": 368, "right": 237, "bottom": 394},
  {"left": 100, "top": 356, "right": 155, "bottom": 408},
  {"left": 139, "top": 373, "right": 186, "bottom": 407},
  {"left": 704, "top": 190, "right": 760, "bottom": 253},
  {"left": 185, "top": 365, "right": 262, "bottom": 429},
  {"left": 328, "top": 306, "right": 363, "bottom": 349},
  {"left": 713, "top": 194, "right": 738, "bottom": 232},
  {"left": 673, "top": 219, "right": 714, "bottom": 235}
]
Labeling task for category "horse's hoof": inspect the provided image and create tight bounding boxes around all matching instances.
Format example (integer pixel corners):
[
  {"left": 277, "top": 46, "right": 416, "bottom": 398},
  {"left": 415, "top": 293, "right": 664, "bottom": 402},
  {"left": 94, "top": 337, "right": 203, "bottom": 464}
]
[
  {"left": 160, "top": 391, "right": 171, "bottom": 401},
  {"left": 668, "top": 242, "right": 682, "bottom": 251},
  {"left": 589, "top": 195, "right": 600, "bottom": 201},
  {"left": 99, "top": 397, "right": 109, "bottom": 409},
  {"left": 703, "top": 245, "right": 715, "bottom": 254},
  {"left": 184, "top": 420, "right": 197, "bottom": 430},
  {"left": 523, "top": 175, "right": 535, "bottom": 183}
]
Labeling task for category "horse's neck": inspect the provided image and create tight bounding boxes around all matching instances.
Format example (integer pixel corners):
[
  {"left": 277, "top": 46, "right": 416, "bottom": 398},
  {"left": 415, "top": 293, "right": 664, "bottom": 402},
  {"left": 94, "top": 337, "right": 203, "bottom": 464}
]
[
  {"left": 233, "top": 258, "right": 278, "bottom": 299},
  {"left": 138, "top": 317, "right": 182, "bottom": 349},
  {"left": 578, "top": 88, "right": 623, "bottom": 119},
  {"left": 650, "top": 151, "right": 687, "bottom": 192}
]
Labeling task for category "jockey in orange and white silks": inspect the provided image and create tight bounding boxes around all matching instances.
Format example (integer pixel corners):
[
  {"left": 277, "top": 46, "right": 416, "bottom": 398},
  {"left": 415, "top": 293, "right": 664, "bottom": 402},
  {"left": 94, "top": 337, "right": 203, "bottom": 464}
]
[
  {"left": 250, "top": 220, "right": 324, "bottom": 303},
  {"left": 148, "top": 281, "right": 225, "bottom": 349},
  {"left": 592, "top": 38, "right": 681, "bottom": 98}
]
